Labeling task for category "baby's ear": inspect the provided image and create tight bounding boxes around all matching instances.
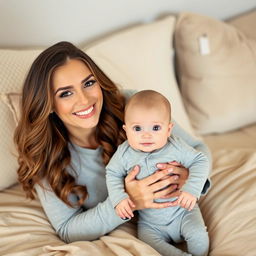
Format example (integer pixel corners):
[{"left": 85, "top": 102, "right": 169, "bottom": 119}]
[
  {"left": 122, "top": 124, "right": 126, "bottom": 131},
  {"left": 168, "top": 122, "right": 174, "bottom": 136}
]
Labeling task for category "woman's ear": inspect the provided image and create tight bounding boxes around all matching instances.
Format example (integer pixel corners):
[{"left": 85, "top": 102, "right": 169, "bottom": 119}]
[
  {"left": 50, "top": 105, "right": 55, "bottom": 114},
  {"left": 122, "top": 124, "right": 126, "bottom": 131}
]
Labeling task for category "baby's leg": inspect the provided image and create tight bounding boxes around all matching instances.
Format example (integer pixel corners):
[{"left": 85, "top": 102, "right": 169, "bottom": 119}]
[
  {"left": 180, "top": 205, "right": 209, "bottom": 256},
  {"left": 138, "top": 222, "right": 192, "bottom": 256}
]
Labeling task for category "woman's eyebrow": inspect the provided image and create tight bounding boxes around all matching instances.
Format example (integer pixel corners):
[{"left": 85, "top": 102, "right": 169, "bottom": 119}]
[
  {"left": 54, "top": 85, "right": 73, "bottom": 95},
  {"left": 54, "top": 74, "right": 94, "bottom": 95},
  {"left": 81, "top": 74, "right": 93, "bottom": 84}
]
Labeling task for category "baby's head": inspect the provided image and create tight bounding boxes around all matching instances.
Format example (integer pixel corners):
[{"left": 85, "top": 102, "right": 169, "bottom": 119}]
[{"left": 123, "top": 90, "right": 173, "bottom": 152}]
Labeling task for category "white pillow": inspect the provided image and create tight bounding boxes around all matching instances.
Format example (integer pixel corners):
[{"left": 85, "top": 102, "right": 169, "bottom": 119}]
[
  {"left": 0, "top": 49, "right": 42, "bottom": 190},
  {"left": 84, "top": 15, "right": 194, "bottom": 136}
]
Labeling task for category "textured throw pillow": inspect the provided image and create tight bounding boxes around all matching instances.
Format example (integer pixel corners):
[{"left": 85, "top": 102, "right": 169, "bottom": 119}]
[
  {"left": 0, "top": 49, "right": 42, "bottom": 190},
  {"left": 0, "top": 49, "right": 43, "bottom": 94},
  {"left": 174, "top": 11, "right": 256, "bottom": 134},
  {"left": 0, "top": 94, "right": 19, "bottom": 190},
  {"left": 84, "top": 15, "right": 195, "bottom": 136},
  {"left": 7, "top": 93, "right": 21, "bottom": 125}
]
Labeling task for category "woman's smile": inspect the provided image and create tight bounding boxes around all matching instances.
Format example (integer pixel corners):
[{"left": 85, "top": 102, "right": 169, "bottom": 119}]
[{"left": 73, "top": 104, "right": 96, "bottom": 118}]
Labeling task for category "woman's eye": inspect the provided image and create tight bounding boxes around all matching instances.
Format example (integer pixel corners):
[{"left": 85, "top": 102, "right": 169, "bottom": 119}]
[
  {"left": 133, "top": 126, "right": 142, "bottom": 132},
  {"left": 152, "top": 125, "right": 161, "bottom": 131},
  {"left": 59, "top": 91, "right": 72, "bottom": 98},
  {"left": 84, "top": 79, "right": 96, "bottom": 88}
]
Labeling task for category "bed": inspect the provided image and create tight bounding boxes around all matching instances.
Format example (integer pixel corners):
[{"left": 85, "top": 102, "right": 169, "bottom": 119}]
[{"left": 0, "top": 10, "right": 256, "bottom": 256}]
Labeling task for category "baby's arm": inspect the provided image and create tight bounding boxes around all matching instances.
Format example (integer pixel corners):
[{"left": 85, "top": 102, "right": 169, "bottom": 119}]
[
  {"left": 106, "top": 145, "right": 131, "bottom": 212},
  {"left": 172, "top": 120, "right": 212, "bottom": 195},
  {"left": 115, "top": 197, "right": 135, "bottom": 219},
  {"left": 168, "top": 136, "right": 211, "bottom": 210}
]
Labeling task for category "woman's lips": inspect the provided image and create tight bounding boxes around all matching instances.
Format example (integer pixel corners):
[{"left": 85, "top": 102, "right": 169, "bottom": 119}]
[{"left": 73, "top": 105, "right": 96, "bottom": 119}]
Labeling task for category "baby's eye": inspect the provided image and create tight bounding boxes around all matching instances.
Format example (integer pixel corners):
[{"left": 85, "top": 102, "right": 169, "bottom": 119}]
[
  {"left": 84, "top": 79, "right": 96, "bottom": 88},
  {"left": 152, "top": 125, "right": 161, "bottom": 131},
  {"left": 133, "top": 125, "right": 142, "bottom": 132},
  {"left": 59, "top": 91, "right": 72, "bottom": 98}
]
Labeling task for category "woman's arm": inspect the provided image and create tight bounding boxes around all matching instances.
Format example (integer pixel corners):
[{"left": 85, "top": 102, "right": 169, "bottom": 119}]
[{"left": 35, "top": 184, "right": 127, "bottom": 243}]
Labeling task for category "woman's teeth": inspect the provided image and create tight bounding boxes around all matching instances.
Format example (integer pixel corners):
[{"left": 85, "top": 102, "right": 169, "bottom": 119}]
[{"left": 75, "top": 106, "right": 94, "bottom": 116}]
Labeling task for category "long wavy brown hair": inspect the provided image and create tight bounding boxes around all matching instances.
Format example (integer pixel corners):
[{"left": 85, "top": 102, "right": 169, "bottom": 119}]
[{"left": 14, "top": 41, "right": 126, "bottom": 207}]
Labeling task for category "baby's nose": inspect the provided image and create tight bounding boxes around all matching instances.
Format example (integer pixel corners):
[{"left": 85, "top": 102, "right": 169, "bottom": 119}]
[{"left": 142, "top": 131, "right": 152, "bottom": 138}]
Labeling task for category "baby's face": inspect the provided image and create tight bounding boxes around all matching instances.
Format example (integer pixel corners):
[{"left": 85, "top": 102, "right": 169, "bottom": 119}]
[{"left": 123, "top": 105, "right": 172, "bottom": 152}]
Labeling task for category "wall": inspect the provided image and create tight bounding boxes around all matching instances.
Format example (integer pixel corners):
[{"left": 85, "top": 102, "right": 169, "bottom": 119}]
[{"left": 0, "top": 0, "right": 255, "bottom": 48}]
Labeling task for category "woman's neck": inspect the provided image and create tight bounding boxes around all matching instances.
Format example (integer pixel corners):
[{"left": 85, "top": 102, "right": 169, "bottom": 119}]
[{"left": 69, "top": 129, "right": 99, "bottom": 149}]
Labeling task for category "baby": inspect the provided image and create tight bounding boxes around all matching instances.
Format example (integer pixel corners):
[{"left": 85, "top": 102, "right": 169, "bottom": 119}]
[{"left": 106, "top": 90, "right": 210, "bottom": 256}]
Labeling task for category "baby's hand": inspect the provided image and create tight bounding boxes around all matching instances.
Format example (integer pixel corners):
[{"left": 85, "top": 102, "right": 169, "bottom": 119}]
[
  {"left": 177, "top": 191, "right": 197, "bottom": 211},
  {"left": 115, "top": 198, "right": 135, "bottom": 219},
  {"left": 168, "top": 191, "right": 197, "bottom": 211}
]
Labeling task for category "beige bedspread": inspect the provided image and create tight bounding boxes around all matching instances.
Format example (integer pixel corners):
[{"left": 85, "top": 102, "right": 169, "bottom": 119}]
[{"left": 1, "top": 124, "right": 256, "bottom": 256}]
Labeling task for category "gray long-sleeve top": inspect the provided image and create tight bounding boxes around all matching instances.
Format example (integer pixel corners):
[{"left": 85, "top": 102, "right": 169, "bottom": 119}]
[{"left": 35, "top": 120, "right": 211, "bottom": 242}]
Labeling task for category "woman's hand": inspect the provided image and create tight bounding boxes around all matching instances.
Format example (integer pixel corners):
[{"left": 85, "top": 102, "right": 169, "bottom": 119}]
[
  {"left": 156, "top": 161, "right": 189, "bottom": 198},
  {"left": 124, "top": 163, "right": 188, "bottom": 210}
]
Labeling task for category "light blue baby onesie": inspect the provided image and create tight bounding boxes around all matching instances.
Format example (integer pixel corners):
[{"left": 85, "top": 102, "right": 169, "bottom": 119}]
[{"left": 106, "top": 135, "right": 210, "bottom": 256}]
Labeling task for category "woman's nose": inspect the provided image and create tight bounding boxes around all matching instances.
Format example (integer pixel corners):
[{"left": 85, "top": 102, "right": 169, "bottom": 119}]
[{"left": 77, "top": 91, "right": 89, "bottom": 104}]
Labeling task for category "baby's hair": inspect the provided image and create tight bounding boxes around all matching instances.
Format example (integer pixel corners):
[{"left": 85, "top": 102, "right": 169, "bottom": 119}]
[{"left": 124, "top": 90, "right": 171, "bottom": 122}]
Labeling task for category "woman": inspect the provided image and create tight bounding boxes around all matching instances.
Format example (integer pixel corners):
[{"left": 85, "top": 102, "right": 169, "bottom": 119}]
[{"left": 14, "top": 41, "right": 211, "bottom": 243}]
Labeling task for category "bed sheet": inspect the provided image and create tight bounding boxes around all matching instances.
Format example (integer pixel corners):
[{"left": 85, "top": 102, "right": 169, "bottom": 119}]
[{"left": 1, "top": 124, "right": 256, "bottom": 256}]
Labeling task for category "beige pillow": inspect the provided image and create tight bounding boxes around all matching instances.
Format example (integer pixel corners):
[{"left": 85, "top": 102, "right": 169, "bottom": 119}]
[
  {"left": 84, "top": 15, "right": 195, "bottom": 136},
  {"left": 174, "top": 12, "right": 256, "bottom": 134},
  {"left": 0, "top": 94, "right": 19, "bottom": 190},
  {"left": 7, "top": 93, "right": 21, "bottom": 125},
  {"left": 0, "top": 49, "right": 42, "bottom": 190},
  {"left": 227, "top": 9, "right": 256, "bottom": 40},
  {"left": 0, "top": 49, "right": 43, "bottom": 94}
]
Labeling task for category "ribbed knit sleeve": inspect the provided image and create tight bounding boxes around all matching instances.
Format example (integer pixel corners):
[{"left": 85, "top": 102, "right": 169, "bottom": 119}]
[{"left": 35, "top": 184, "right": 127, "bottom": 242}]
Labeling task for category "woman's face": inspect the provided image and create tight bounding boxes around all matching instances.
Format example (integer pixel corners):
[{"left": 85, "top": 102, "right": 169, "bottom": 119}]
[{"left": 52, "top": 59, "right": 103, "bottom": 136}]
